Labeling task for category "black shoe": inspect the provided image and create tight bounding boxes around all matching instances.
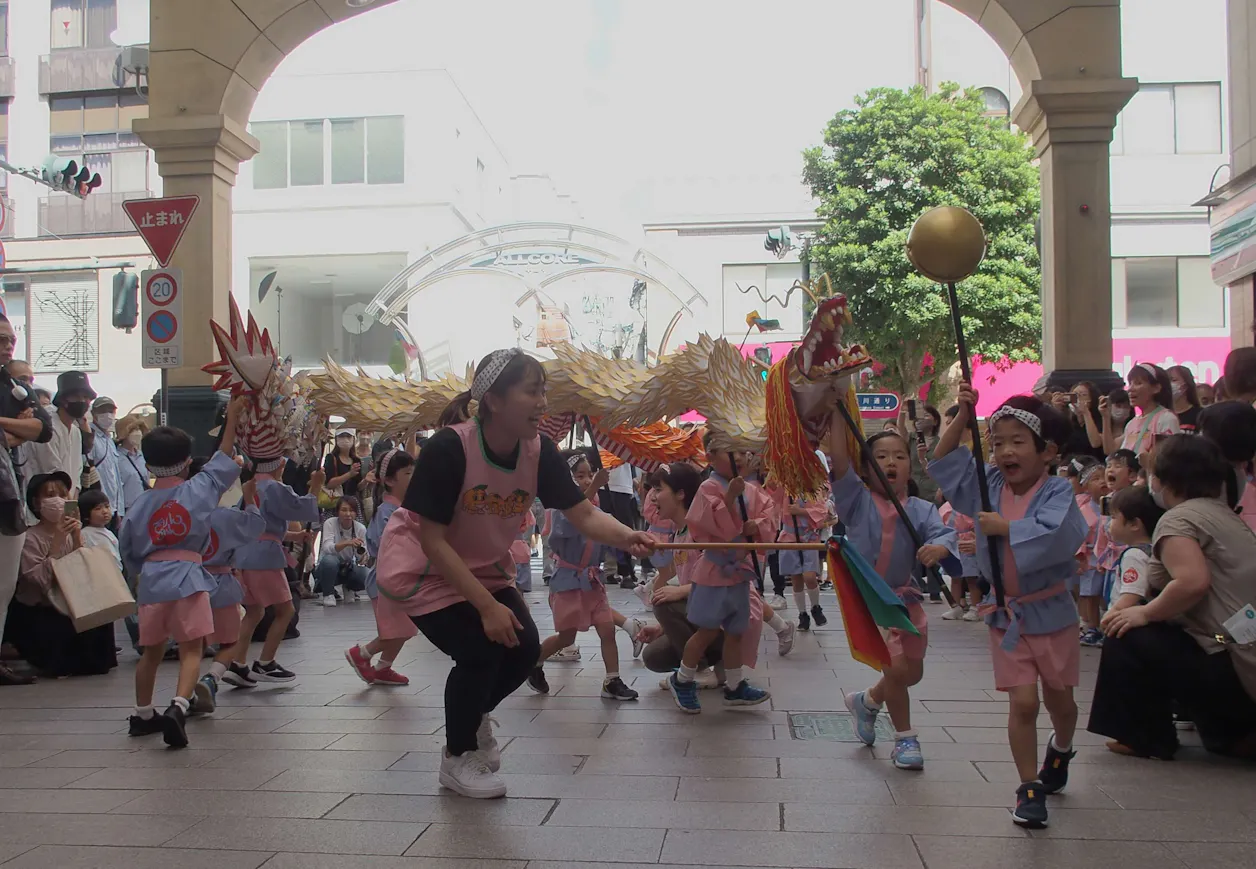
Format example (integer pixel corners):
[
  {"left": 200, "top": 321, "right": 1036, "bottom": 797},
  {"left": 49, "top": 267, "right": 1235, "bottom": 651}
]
[
  {"left": 543, "top": 574, "right": 552, "bottom": 585},
  {"left": 601, "top": 676, "right": 639, "bottom": 701},
  {"left": 527, "top": 665, "right": 550, "bottom": 695},
  {"left": 0, "top": 664, "right": 35, "bottom": 686},
  {"left": 160, "top": 702, "right": 189, "bottom": 749},
  {"left": 811, "top": 605, "right": 828, "bottom": 627},
  {"left": 797, "top": 610, "right": 811, "bottom": 631},
  {"left": 251, "top": 660, "right": 296, "bottom": 683},
  {"left": 128, "top": 712, "right": 164, "bottom": 737},
  {"left": 1011, "top": 781, "right": 1048, "bottom": 828},
  {"left": 222, "top": 661, "right": 258, "bottom": 688},
  {"left": 619, "top": 575, "right": 637, "bottom": 590},
  {"left": 1038, "top": 732, "right": 1076, "bottom": 794}
]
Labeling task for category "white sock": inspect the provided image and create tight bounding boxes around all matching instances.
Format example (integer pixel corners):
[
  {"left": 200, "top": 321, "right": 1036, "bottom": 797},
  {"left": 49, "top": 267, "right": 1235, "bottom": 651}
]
[
  {"left": 1051, "top": 733, "right": 1072, "bottom": 753},
  {"left": 677, "top": 664, "right": 697, "bottom": 683},
  {"left": 378, "top": 658, "right": 394, "bottom": 670},
  {"left": 208, "top": 662, "right": 227, "bottom": 681},
  {"left": 895, "top": 729, "right": 918, "bottom": 739},
  {"left": 134, "top": 705, "right": 155, "bottom": 719},
  {"left": 621, "top": 617, "right": 639, "bottom": 636},
  {"left": 863, "top": 691, "right": 882, "bottom": 711},
  {"left": 171, "top": 696, "right": 190, "bottom": 713},
  {"left": 260, "top": 659, "right": 274, "bottom": 667},
  {"left": 603, "top": 671, "right": 619, "bottom": 683},
  {"left": 794, "top": 591, "right": 807, "bottom": 614},
  {"left": 724, "top": 666, "right": 743, "bottom": 687},
  {"left": 358, "top": 643, "right": 373, "bottom": 660},
  {"left": 807, "top": 586, "right": 820, "bottom": 608},
  {"left": 765, "top": 612, "right": 787, "bottom": 633}
]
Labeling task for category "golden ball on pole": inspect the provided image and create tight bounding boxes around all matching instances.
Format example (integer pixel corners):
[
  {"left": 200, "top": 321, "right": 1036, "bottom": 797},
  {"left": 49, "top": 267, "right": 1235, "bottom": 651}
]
[{"left": 905, "top": 205, "right": 987, "bottom": 283}]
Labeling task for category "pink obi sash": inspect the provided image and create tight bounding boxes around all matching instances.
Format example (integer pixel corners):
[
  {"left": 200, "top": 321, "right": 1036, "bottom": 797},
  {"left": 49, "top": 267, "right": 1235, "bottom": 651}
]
[
  {"left": 148, "top": 550, "right": 203, "bottom": 564},
  {"left": 977, "top": 581, "right": 1070, "bottom": 649}
]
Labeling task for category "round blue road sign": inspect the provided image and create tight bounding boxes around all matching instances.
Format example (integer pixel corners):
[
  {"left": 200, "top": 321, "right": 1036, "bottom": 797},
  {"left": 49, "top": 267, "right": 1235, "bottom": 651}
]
[{"left": 147, "top": 310, "right": 178, "bottom": 344}]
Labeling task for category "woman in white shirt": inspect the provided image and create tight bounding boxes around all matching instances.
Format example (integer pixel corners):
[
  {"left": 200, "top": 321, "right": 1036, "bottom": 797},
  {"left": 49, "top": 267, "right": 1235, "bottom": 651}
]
[
  {"left": 314, "top": 496, "right": 369, "bottom": 606},
  {"left": 1102, "top": 363, "right": 1180, "bottom": 456}
]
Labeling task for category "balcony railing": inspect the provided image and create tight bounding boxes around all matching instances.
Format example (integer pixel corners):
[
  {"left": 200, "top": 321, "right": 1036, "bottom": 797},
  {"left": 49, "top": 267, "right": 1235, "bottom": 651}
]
[
  {"left": 39, "top": 48, "right": 140, "bottom": 95},
  {"left": 0, "top": 58, "right": 14, "bottom": 100},
  {"left": 1, "top": 195, "right": 14, "bottom": 239},
  {"left": 38, "top": 190, "right": 151, "bottom": 237}
]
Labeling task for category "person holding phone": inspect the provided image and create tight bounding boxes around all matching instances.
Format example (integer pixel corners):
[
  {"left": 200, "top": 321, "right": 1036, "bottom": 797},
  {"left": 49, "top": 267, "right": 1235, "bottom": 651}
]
[{"left": 314, "top": 496, "right": 369, "bottom": 605}]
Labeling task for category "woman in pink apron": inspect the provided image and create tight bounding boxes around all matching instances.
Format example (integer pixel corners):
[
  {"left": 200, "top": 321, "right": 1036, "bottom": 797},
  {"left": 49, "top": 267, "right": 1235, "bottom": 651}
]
[{"left": 374, "top": 348, "right": 655, "bottom": 800}]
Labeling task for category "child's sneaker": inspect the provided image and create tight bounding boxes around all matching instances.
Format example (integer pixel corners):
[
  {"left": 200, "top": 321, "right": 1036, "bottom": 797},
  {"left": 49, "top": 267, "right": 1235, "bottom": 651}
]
[
  {"left": 797, "top": 610, "right": 811, "bottom": 631},
  {"left": 127, "top": 711, "right": 164, "bottom": 737},
  {"left": 526, "top": 665, "right": 550, "bottom": 695},
  {"left": 723, "top": 680, "right": 770, "bottom": 707},
  {"left": 221, "top": 661, "right": 257, "bottom": 688},
  {"left": 777, "top": 620, "right": 796, "bottom": 656},
  {"left": 668, "top": 671, "right": 701, "bottom": 714},
  {"left": 602, "top": 676, "right": 639, "bottom": 701},
  {"left": 345, "top": 645, "right": 377, "bottom": 684},
  {"left": 962, "top": 607, "right": 984, "bottom": 622},
  {"left": 476, "top": 715, "right": 501, "bottom": 771},
  {"left": 844, "top": 690, "right": 879, "bottom": 746},
  {"left": 1037, "top": 731, "right": 1076, "bottom": 794},
  {"left": 941, "top": 605, "right": 967, "bottom": 620},
  {"left": 891, "top": 736, "right": 924, "bottom": 770},
  {"left": 439, "top": 748, "right": 507, "bottom": 799},
  {"left": 811, "top": 604, "right": 828, "bottom": 627},
  {"left": 769, "top": 594, "right": 788, "bottom": 610},
  {"left": 372, "top": 666, "right": 409, "bottom": 686},
  {"left": 354, "top": 591, "right": 370, "bottom": 602},
  {"left": 191, "top": 674, "right": 217, "bottom": 715},
  {"left": 552, "top": 645, "right": 581, "bottom": 662},
  {"left": 1080, "top": 627, "right": 1104, "bottom": 647},
  {"left": 622, "top": 617, "right": 645, "bottom": 659},
  {"left": 160, "top": 702, "right": 189, "bottom": 749},
  {"left": 1011, "top": 781, "right": 1048, "bottom": 828},
  {"left": 251, "top": 660, "right": 296, "bottom": 682}
]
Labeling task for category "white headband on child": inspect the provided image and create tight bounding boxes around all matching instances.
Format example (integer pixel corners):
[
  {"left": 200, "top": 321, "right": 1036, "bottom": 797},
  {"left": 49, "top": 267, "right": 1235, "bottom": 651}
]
[
  {"left": 470, "top": 349, "right": 523, "bottom": 401},
  {"left": 149, "top": 457, "right": 191, "bottom": 478},
  {"left": 566, "top": 452, "right": 587, "bottom": 471},
  {"left": 379, "top": 448, "right": 401, "bottom": 481},
  {"left": 987, "top": 405, "right": 1042, "bottom": 437},
  {"left": 252, "top": 457, "right": 283, "bottom": 474},
  {"left": 1080, "top": 464, "right": 1104, "bottom": 484}
]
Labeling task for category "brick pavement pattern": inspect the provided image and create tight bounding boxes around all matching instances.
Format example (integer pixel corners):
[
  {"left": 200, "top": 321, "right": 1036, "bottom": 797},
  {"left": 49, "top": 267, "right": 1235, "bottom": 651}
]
[{"left": 0, "top": 587, "right": 1250, "bottom": 869}]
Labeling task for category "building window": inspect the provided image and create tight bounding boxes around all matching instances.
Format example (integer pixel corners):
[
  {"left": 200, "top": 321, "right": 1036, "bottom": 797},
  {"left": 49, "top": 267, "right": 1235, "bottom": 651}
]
[
  {"left": 1116, "top": 256, "right": 1224, "bottom": 329},
  {"left": 0, "top": 279, "right": 28, "bottom": 360},
  {"left": 251, "top": 116, "right": 405, "bottom": 189},
  {"left": 1112, "top": 83, "right": 1223, "bottom": 156},
  {"left": 51, "top": 0, "right": 117, "bottom": 50},
  {"left": 28, "top": 273, "right": 99, "bottom": 373},
  {"left": 49, "top": 92, "right": 147, "bottom": 153},
  {"left": 980, "top": 87, "right": 1010, "bottom": 121}
]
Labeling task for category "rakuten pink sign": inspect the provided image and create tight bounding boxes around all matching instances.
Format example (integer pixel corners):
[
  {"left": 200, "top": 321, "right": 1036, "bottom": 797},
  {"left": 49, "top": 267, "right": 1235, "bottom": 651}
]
[{"left": 969, "top": 337, "right": 1231, "bottom": 416}]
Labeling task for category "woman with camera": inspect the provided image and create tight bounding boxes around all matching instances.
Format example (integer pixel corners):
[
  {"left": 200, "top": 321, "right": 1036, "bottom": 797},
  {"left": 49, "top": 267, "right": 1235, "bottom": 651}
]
[{"left": 314, "top": 496, "right": 369, "bottom": 606}]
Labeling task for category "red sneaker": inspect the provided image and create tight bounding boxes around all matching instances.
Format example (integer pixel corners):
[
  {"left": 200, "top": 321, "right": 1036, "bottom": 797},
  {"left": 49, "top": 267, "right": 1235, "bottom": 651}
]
[
  {"left": 371, "top": 666, "right": 410, "bottom": 686},
  {"left": 344, "top": 645, "right": 376, "bottom": 684}
]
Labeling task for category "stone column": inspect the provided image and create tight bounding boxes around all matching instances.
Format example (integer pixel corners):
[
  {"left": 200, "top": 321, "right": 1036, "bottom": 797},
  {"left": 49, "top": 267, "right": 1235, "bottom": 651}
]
[
  {"left": 132, "top": 114, "right": 259, "bottom": 452},
  {"left": 1014, "top": 77, "right": 1138, "bottom": 391}
]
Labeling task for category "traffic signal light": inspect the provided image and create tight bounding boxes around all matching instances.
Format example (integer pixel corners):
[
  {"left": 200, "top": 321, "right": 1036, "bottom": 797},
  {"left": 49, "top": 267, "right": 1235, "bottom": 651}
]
[
  {"left": 764, "top": 225, "right": 792, "bottom": 258},
  {"left": 38, "top": 154, "right": 100, "bottom": 198},
  {"left": 112, "top": 270, "right": 139, "bottom": 332}
]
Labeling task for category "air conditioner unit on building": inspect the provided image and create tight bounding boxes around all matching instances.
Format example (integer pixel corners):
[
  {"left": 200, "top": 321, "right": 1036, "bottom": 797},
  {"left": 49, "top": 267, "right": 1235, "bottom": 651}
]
[{"left": 121, "top": 45, "right": 149, "bottom": 74}]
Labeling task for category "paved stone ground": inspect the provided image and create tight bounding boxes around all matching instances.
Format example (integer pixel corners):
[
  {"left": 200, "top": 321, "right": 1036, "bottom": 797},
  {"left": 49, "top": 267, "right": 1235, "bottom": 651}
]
[{"left": 0, "top": 585, "right": 1252, "bottom": 869}]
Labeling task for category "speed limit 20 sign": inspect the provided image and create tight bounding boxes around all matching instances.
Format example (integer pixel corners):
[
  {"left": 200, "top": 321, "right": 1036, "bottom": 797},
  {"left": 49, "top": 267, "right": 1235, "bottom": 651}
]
[{"left": 140, "top": 267, "right": 183, "bottom": 369}]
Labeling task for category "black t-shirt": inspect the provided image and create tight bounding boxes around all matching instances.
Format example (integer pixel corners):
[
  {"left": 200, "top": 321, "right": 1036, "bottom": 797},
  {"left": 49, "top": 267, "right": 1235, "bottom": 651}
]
[
  {"left": 403, "top": 426, "right": 584, "bottom": 525},
  {"left": 324, "top": 452, "right": 361, "bottom": 499},
  {"left": 1064, "top": 409, "right": 1105, "bottom": 461},
  {"left": 1177, "top": 404, "right": 1201, "bottom": 435}
]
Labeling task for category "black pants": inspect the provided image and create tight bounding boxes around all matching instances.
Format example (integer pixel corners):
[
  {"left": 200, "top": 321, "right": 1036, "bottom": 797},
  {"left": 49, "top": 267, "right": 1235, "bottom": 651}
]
[
  {"left": 1088, "top": 621, "right": 1256, "bottom": 759},
  {"left": 640, "top": 599, "right": 723, "bottom": 673},
  {"left": 768, "top": 552, "right": 785, "bottom": 597},
  {"left": 602, "top": 491, "right": 641, "bottom": 578},
  {"left": 414, "top": 587, "right": 541, "bottom": 756}
]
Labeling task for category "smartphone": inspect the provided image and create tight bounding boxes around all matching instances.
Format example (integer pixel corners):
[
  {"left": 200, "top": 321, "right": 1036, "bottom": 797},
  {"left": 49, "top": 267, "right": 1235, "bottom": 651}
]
[
  {"left": 63, "top": 499, "right": 78, "bottom": 519},
  {"left": 1100, "top": 494, "right": 1112, "bottom": 517}
]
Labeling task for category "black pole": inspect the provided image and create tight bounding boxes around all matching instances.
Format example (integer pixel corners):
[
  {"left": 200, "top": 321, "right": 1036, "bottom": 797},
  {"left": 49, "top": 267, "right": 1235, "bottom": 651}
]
[
  {"left": 726, "top": 451, "right": 765, "bottom": 594},
  {"left": 832, "top": 400, "right": 957, "bottom": 607},
  {"left": 944, "top": 281, "right": 1005, "bottom": 609}
]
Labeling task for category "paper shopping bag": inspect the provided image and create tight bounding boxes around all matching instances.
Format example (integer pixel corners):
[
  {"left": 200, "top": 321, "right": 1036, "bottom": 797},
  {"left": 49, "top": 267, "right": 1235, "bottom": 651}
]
[{"left": 51, "top": 546, "right": 137, "bottom": 632}]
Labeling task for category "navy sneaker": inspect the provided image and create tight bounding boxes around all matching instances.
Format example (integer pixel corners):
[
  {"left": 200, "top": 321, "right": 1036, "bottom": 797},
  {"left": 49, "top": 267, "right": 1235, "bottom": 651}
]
[
  {"left": 127, "top": 712, "right": 164, "bottom": 737},
  {"left": 668, "top": 671, "right": 701, "bottom": 714},
  {"left": 1038, "top": 732, "right": 1076, "bottom": 794},
  {"left": 797, "top": 610, "right": 811, "bottom": 632},
  {"left": 723, "top": 679, "right": 770, "bottom": 707},
  {"left": 1012, "top": 781, "right": 1048, "bottom": 828},
  {"left": 1080, "top": 627, "right": 1105, "bottom": 647},
  {"left": 526, "top": 665, "right": 550, "bottom": 695}
]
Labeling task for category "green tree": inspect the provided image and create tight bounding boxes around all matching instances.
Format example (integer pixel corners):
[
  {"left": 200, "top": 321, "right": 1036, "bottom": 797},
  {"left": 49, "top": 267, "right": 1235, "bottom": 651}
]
[{"left": 802, "top": 84, "right": 1041, "bottom": 402}]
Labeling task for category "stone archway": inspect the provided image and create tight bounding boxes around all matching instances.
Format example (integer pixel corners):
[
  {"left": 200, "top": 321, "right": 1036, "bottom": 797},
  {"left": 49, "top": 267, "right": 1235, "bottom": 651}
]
[{"left": 137, "top": 0, "right": 1137, "bottom": 437}]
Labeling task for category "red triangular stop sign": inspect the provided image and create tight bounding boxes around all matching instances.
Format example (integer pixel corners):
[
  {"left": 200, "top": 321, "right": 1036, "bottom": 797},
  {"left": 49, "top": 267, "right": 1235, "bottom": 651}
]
[{"left": 122, "top": 196, "right": 200, "bottom": 268}]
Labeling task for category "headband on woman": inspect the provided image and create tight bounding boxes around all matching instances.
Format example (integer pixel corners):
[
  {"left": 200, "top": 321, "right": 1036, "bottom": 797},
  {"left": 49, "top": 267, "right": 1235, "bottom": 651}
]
[
  {"left": 1136, "top": 362, "right": 1160, "bottom": 379},
  {"left": 470, "top": 349, "right": 523, "bottom": 401},
  {"left": 988, "top": 405, "right": 1042, "bottom": 437}
]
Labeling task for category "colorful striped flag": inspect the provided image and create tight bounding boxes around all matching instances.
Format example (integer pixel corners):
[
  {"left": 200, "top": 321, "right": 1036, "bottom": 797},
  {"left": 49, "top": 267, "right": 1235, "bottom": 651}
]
[{"left": 826, "top": 537, "right": 920, "bottom": 671}]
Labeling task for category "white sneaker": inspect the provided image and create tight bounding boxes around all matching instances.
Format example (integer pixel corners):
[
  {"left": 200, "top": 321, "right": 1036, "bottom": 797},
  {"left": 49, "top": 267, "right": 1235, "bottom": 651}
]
[
  {"left": 941, "top": 606, "right": 966, "bottom": 620},
  {"left": 439, "top": 749, "right": 506, "bottom": 799},
  {"left": 962, "top": 607, "right": 984, "bottom": 622},
  {"left": 777, "top": 620, "right": 796, "bottom": 657},
  {"left": 770, "top": 594, "right": 788, "bottom": 610},
  {"left": 622, "top": 617, "right": 644, "bottom": 658},
  {"left": 476, "top": 715, "right": 501, "bottom": 771},
  {"left": 354, "top": 591, "right": 370, "bottom": 603},
  {"left": 319, "top": 595, "right": 337, "bottom": 607},
  {"left": 552, "top": 645, "right": 581, "bottom": 662},
  {"left": 634, "top": 583, "right": 652, "bottom": 606}
]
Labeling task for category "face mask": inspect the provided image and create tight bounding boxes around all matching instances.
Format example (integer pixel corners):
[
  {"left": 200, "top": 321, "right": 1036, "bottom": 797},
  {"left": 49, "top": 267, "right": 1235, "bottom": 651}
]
[
  {"left": 125, "top": 431, "right": 143, "bottom": 449},
  {"left": 39, "top": 496, "right": 66, "bottom": 524},
  {"left": 1148, "top": 475, "right": 1167, "bottom": 509},
  {"left": 62, "top": 399, "right": 89, "bottom": 418},
  {"left": 95, "top": 413, "right": 115, "bottom": 432},
  {"left": 1170, "top": 382, "right": 1185, "bottom": 399},
  {"left": 1110, "top": 407, "right": 1130, "bottom": 423}
]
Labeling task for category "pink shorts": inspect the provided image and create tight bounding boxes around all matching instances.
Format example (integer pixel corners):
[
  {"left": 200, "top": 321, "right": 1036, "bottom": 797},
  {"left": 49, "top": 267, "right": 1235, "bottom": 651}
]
[
  {"left": 882, "top": 601, "right": 929, "bottom": 661},
  {"left": 372, "top": 595, "right": 418, "bottom": 641},
  {"left": 210, "top": 604, "right": 242, "bottom": 647},
  {"left": 989, "top": 624, "right": 1080, "bottom": 691},
  {"left": 138, "top": 592, "right": 214, "bottom": 647},
  {"left": 550, "top": 582, "right": 613, "bottom": 633},
  {"left": 239, "top": 569, "right": 292, "bottom": 608}
]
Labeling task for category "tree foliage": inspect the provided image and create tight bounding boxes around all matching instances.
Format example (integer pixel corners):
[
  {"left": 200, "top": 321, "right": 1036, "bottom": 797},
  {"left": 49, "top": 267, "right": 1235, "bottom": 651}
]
[{"left": 802, "top": 84, "right": 1041, "bottom": 401}]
